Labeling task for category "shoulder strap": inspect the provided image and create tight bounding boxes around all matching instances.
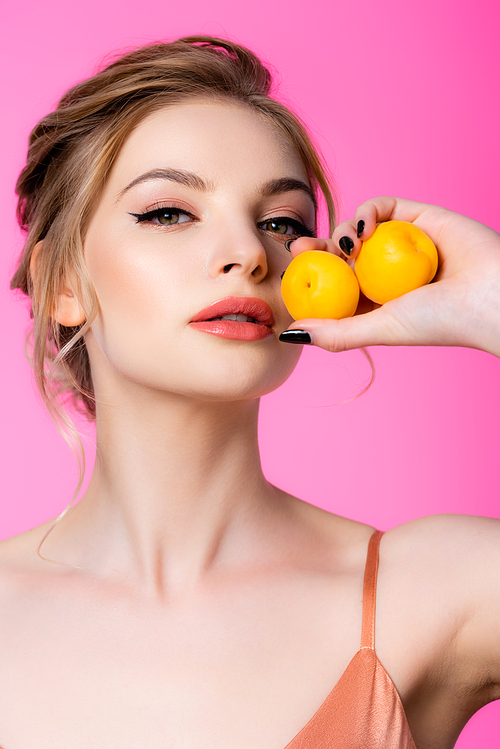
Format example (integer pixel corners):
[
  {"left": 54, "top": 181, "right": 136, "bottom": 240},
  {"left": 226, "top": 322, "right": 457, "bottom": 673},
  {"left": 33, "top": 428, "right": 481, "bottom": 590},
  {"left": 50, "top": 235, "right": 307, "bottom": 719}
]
[{"left": 360, "top": 529, "right": 384, "bottom": 649}]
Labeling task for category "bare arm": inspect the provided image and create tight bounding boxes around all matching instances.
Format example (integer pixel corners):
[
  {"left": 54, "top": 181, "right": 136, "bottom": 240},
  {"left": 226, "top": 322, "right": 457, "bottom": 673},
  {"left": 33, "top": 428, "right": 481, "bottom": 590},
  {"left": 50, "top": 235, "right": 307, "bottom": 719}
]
[{"left": 384, "top": 514, "right": 500, "bottom": 705}]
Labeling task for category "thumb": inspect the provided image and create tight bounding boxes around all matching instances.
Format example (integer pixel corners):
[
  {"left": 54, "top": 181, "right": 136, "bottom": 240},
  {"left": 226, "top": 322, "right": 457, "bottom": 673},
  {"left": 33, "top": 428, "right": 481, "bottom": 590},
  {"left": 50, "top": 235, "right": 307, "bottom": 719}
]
[{"left": 282, "top": 307, "right": 408, "bottom": 352}]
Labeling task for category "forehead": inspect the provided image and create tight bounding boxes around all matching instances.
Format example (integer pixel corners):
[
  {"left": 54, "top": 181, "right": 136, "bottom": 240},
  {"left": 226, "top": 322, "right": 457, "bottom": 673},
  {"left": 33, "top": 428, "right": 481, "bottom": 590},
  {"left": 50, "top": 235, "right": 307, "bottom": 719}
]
[{"left": 108, "top": 99, "right": 309, "bottom": 192}]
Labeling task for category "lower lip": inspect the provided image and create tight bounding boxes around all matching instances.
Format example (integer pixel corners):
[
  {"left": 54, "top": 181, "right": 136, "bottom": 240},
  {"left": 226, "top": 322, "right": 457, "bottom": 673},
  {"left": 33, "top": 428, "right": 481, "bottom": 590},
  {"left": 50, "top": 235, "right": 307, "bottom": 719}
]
[{"left": 189, "top": 320, "right": 274, "bottom": 340}]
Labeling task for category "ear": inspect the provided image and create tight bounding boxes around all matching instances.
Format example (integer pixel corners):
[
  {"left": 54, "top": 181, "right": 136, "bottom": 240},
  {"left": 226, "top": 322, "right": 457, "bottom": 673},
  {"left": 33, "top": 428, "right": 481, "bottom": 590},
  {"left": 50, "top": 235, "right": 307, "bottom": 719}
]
[{"left": 30, "top": 240, "right": 87, "bottom": 327}]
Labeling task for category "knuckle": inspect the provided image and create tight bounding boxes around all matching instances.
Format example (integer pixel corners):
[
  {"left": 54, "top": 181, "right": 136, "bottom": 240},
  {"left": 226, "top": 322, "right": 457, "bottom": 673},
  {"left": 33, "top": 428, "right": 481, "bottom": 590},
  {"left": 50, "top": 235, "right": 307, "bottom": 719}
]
[
  {"left": 324, "top": 331, "right": 349, "bottom": 353},
  {"left": 333, "top": 222, "right": 353, "bottom": 238}
]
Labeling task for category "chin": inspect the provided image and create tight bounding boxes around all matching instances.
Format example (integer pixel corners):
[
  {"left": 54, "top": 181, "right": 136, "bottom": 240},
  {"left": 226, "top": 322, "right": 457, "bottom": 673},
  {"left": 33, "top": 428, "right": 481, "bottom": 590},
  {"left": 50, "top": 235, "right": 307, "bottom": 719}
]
[
  {"left": 172, "top": 365, "right": 297, "bottom": 402},
  {"left": 161, "top": 349, "right": 301, "bottom": 402},
  {"left": 88, "top": 330, "right": 302, "bottom": 403}
]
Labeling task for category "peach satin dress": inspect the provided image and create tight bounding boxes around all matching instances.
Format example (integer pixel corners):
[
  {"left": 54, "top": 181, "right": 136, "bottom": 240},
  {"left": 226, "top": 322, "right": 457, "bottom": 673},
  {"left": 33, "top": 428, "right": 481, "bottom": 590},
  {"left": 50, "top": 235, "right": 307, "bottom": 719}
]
[{"left": 284, "top": 530, "right": 417, "bottom": 748}]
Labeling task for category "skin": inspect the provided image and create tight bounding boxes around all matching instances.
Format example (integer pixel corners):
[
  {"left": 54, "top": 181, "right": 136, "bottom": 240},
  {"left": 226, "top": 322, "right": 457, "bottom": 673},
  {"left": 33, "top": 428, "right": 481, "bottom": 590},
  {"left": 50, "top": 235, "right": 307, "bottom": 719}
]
[{"left": 1, "top": 99, "right": 500, "bottom": 749}]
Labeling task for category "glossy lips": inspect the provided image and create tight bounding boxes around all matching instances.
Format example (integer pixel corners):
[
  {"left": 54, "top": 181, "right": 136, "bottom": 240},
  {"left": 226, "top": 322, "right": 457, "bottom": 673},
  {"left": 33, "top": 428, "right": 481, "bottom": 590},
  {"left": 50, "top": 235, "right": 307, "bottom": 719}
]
[{"left": 189, "top": 296, "right": 275, "bottom": 340}]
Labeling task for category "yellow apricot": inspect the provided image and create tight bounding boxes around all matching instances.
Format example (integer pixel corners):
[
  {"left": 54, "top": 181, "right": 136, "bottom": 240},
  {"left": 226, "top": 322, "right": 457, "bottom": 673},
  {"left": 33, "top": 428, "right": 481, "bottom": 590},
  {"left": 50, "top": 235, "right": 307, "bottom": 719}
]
[
  {"left": 281, "top": 250, "right": 359, "bottom": 320},
  {"left": 354, "top": 220, "right": 438, "bottom": 304}
]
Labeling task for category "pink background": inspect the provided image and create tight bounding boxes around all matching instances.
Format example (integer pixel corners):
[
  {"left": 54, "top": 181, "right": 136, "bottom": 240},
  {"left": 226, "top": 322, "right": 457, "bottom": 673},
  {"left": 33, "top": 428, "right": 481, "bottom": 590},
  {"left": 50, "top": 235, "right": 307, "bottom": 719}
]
[{"left": 1, "top": 0, "right": 499, "bottom": 744}]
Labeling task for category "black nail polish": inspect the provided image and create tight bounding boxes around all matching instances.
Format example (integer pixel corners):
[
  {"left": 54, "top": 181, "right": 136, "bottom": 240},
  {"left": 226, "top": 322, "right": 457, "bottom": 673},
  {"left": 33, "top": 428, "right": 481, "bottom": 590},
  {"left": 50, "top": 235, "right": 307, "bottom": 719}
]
[
  {"left": 339, "top": 236, "right": 354, "bottom": 255},
  {"left": 357, "top": 220, "right": 365, "bottom": 238},
  {"left": 284, "top": 238, "right": 295, "bottom": 252},
  {"left": 280, "top": 270, "right": 286, "bottom": 280},
  {"left": 279, "top": 330, "right": 312, "bottom": 344}
]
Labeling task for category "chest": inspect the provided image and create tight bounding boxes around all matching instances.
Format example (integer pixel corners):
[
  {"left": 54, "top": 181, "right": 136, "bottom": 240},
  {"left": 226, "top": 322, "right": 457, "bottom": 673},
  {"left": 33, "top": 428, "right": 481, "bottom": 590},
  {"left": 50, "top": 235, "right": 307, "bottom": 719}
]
[
  {"left": 0, "top": 572, "right": 369, "bottom": 748},
  {"left": 0, "top": 568, "right": 461, "bottom": 749}
]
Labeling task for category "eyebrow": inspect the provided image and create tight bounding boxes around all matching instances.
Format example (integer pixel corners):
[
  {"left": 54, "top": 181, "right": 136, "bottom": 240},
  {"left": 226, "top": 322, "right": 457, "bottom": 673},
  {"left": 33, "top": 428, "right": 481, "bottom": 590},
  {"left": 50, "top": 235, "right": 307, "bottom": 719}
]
[
  {"left": 117, "top": 168, "right": 317, "bottom": 211},
  {"left": 260, "top": 177, "right": 317, "bottom": 213},
  {"left": 117, "top": 168, "right": 211, "bottom": 198}
]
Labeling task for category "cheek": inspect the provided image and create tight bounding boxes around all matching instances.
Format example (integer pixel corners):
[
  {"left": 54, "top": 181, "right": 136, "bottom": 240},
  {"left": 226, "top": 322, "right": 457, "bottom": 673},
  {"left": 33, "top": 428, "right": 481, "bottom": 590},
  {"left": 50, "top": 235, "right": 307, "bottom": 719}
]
[
  {"left": 87, "top": 221, "right": 193, "bottom": 314},
  {"left": 84, "top": 232, "right": 191, "bottom": 372}
]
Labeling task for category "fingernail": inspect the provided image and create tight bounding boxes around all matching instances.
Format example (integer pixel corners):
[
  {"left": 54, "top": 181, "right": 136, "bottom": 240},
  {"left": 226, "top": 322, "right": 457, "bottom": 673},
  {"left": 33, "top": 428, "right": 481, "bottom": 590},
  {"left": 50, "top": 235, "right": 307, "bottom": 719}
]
[
  {"left": 279, "top": 330, "right": 312, "bottom": 344},
  {"left": 357, "top": 220, "right": 365, "bottom": 238},
  {"left": 284, "top": 238, "right": 296, "bottom": 252},
  {"left": 339, "top": 236, "right": 354, "bottom": 255},
  {"left": 280, "top": 270, "right": 286, "bottom": 280}
]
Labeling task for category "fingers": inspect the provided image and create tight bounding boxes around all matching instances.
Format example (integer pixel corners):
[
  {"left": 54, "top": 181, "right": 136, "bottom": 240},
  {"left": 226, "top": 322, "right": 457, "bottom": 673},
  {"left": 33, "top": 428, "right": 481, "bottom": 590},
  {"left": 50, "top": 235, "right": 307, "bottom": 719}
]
[
  {"left": 283, "top": 307, "right": 403, "bottom": 353},
  {"left": 332, "top": 196, "right": 437, "bottom": 261},
  {"left": 284, "top": 309, "right": 398, "bottom": 353},
  {"left": 329, "top": 200, "right": 398, "bottom": 262},
  {"left": 331, "top": 222, "right": 362, "bottom": 260},
  {"left": 354, "top": 196, "right": 433, "bottom": 227}
]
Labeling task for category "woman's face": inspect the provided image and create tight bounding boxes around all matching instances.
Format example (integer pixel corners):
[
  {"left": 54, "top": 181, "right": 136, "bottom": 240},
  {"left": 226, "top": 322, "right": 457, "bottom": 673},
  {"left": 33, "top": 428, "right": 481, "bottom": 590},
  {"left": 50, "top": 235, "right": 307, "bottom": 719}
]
[{"left": 83, "top": 100, "right": 316, "bottom": 402}]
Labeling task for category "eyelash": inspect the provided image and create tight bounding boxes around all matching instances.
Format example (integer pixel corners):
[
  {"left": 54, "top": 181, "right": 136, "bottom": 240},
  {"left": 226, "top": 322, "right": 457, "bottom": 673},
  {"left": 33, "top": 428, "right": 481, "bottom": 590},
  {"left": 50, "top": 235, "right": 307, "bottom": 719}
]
[
  {"left": 129, "top": 206, "right": 316, "bottom": 238},
  {"left": 129, "top": 206, "right": 196, "bottom": 226},
  {"left": 259, "top": 216, "right": 316, "bottom": 239}
]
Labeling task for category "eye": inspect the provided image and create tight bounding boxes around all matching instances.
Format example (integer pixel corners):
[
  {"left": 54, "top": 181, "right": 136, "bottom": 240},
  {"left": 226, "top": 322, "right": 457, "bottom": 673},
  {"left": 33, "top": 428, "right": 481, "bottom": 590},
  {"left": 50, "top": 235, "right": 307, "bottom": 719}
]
[
  {"left": 259, "top": 216, "right": 315, "bottom": 239},
  {"left": 129, "top": 207, "right": 195, "bottom": 226}
]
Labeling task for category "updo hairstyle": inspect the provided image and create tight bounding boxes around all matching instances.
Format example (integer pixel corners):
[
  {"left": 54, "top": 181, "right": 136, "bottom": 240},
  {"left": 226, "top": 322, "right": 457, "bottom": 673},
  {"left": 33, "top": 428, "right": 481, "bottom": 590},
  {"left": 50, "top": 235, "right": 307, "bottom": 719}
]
[{"left": 10, "top": 35, "right": 337, "bottom": 424}]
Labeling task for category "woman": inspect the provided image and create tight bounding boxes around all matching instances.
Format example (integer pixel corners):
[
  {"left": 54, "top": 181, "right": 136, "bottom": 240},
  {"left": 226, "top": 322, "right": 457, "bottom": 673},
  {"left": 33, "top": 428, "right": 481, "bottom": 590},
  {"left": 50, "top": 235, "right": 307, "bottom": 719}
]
[{"left": 1, "top": 35, "right": 499, "bottom": 748}]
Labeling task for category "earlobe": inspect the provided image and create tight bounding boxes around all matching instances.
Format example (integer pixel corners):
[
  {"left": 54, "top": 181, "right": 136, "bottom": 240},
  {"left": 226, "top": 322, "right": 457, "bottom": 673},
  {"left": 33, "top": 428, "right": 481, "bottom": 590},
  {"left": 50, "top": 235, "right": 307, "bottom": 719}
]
[
  {"left": 54, "top": 288, "right": 87, "bottom": 327},
  {"left": 30, "top": 240, "right": 87, "bottom": 327},
  {"left": 29, "top": 240, "right": 43, "bottom": 280}
]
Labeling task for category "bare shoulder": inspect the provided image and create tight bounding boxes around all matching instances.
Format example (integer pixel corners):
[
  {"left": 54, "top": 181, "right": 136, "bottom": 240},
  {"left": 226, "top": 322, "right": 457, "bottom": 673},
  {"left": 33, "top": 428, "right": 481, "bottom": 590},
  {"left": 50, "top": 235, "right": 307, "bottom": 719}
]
[
  {"left": 380, "top": 513, "right": 500, "bottom": 698},
  {"left": 0, "top": 524, "right": 51, "bottom": 650},
  {"left": 382, "top": 512, "right": 500, "bottom": 572},
  {"left": 379, "top": 513, "right": 500, "bottom": 620},
  {"left": 0, "top": 518, "right": 61, "bottom": 594}
]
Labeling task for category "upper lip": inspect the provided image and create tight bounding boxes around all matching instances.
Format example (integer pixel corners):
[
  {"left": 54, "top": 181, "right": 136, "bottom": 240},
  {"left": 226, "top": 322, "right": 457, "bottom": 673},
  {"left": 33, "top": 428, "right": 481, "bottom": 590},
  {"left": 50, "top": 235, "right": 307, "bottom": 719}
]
[{"left": 190, "top": 296, "right": 275, "bottom": 327}]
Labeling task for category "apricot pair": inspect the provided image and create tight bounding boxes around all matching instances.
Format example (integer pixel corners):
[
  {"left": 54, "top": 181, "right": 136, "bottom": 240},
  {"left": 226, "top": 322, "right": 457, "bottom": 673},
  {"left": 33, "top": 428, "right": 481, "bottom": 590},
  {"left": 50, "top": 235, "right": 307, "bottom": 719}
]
[{"left": 281, "top": 220, "right": 439, "bottom": 321}]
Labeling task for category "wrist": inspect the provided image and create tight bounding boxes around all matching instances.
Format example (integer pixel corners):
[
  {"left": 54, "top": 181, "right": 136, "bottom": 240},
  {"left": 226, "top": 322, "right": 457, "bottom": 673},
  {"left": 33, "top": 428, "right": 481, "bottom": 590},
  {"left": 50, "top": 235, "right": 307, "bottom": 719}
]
[{"left": 472, "top": 291, "right": 500, "bottom": 358}]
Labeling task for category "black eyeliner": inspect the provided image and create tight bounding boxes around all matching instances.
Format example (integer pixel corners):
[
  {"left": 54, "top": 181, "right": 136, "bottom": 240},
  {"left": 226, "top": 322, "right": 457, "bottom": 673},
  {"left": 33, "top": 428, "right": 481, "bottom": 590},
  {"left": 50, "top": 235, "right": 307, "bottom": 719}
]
[
  {"left": 129, "top": 208, "right": 316, "bottom": 238},
  {"left": 259, "top": 216, "right": 316, "bottom": 238},
  {"left": 128, "top": 207, "right": 194, "bottom": 223}
]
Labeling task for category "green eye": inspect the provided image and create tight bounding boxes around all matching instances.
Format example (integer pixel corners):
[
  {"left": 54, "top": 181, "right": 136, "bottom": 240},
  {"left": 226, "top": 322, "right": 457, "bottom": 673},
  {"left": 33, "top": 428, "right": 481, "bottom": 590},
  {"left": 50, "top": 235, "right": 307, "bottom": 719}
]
[
  {"left": 264, "top": 220, "right": 289, "bottom": 234},
  {"left": 130, "top": 207, "right": 194, "bottom": 226},
  {"left": 259, "top": 216, "right": 315, "bottom": 239},
  {"left": 157, "top": 210, "right": 182, "bottom": 225}
]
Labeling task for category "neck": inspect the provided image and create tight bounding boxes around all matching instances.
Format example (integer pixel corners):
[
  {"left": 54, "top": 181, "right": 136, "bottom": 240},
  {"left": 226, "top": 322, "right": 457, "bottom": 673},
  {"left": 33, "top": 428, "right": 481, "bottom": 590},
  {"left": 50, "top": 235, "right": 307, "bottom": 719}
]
[{"left": 46, "top": 391, "right": 288, "bottom": 600}]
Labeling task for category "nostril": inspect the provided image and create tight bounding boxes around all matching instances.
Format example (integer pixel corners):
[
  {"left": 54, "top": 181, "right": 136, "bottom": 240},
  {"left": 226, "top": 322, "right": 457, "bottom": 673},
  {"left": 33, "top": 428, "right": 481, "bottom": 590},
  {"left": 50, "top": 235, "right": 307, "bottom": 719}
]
[{"left": 223, "top": 264, "right": 234, "bottom": 273}]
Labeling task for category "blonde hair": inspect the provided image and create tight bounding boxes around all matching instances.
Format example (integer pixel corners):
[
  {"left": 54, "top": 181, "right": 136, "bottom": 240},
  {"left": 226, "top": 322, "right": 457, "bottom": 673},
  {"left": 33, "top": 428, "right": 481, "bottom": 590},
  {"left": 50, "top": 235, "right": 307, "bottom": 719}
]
[{"left": 10, "top": 35, "right": 372, "bottom": 561}]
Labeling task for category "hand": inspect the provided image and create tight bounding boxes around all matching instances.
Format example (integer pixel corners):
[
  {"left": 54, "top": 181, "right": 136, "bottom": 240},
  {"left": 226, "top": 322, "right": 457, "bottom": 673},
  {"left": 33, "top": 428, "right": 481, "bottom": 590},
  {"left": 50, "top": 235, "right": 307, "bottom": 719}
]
[{"left": 283, "top": 197, "right": 500, "bottom": 357}]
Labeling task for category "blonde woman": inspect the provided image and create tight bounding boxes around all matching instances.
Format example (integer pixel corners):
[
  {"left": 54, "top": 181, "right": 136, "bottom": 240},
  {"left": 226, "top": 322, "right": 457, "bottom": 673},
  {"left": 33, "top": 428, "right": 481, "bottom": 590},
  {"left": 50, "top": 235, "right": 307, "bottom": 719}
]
[{"left": 2, "top": 36, "right": 500, "bottom": 749}]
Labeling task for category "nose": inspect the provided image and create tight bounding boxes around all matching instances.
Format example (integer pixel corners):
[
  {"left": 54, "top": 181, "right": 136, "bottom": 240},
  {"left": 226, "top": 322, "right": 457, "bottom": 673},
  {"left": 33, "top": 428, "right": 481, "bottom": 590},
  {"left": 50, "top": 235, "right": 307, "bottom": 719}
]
[{"left": 206, "top": 224, "right": 269, "bottom": 283}]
